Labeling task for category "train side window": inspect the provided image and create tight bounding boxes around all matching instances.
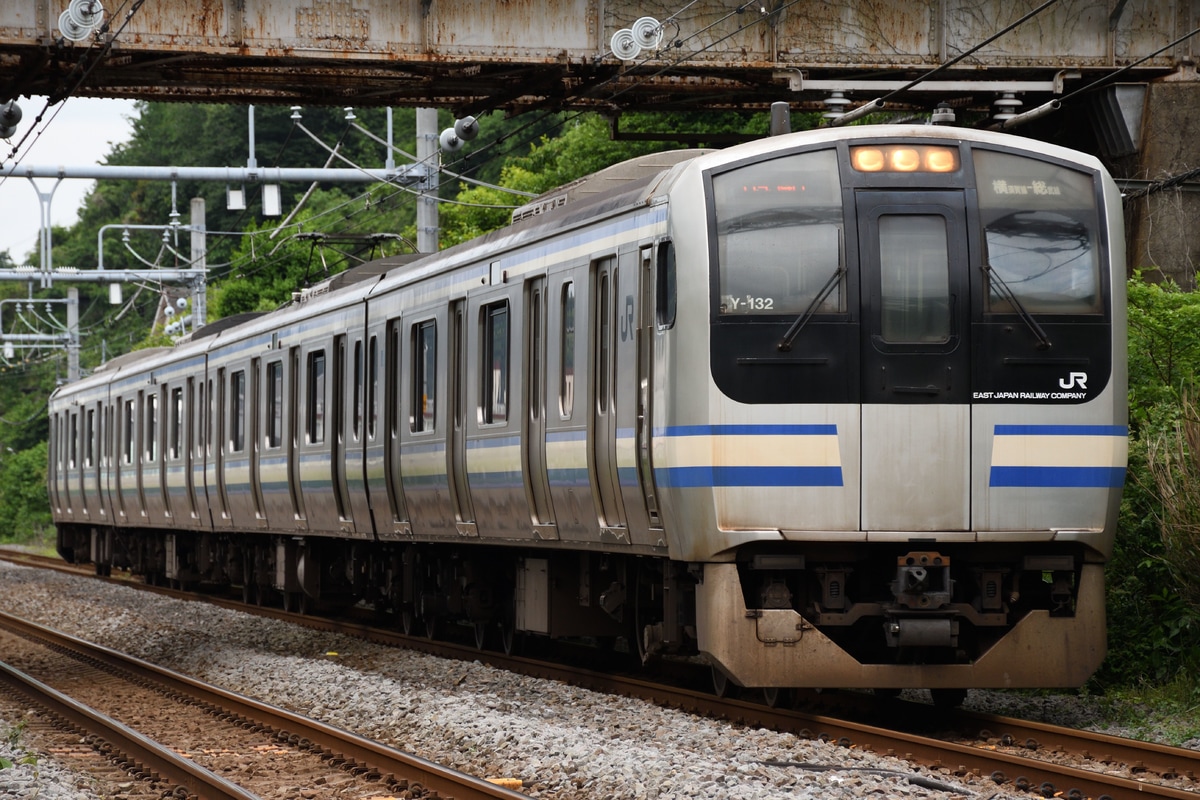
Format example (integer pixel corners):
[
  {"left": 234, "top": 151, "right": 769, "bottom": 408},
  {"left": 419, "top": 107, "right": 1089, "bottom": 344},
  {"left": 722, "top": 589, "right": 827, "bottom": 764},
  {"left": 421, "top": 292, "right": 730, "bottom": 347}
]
[
  {"left": 267, "top": 361, "right": 283, "bottom": 448},
  {"left": 307, "top": 351, "right": 326, "bottom": 444},
  {"left": 170, "top": 387, "right": 183, "bottom": 459},
  {"left": 230, "top": 370, "right": 246, "bottom": 453},
  {"left": 412, "top": 321, "right": 436, "bottom": 432},
  {"left": 560, "top": 282, "right": 575, "bottom": 419},
  {"left": 656, "top": 241, "right": 677, "bottom": 329},
  {"left": 145, "top": 393, "right": 158, "bottom": 462},
  {"left": 481, "top": 301, "right": 510, "bottom": 425},
  {"left": 711, "top": 148, "right": 844, "bottom": 316},
  {"left": 974, "top": 149, "right": 1101, "bottom": 314}
]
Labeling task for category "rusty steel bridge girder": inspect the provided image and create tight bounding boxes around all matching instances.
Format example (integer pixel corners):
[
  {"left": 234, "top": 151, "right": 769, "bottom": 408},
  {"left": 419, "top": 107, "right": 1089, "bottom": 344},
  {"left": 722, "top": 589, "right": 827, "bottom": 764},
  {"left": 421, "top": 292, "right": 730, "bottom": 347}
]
[{"left": 0, "top": 1, "right": 1196, "bottom": 116}]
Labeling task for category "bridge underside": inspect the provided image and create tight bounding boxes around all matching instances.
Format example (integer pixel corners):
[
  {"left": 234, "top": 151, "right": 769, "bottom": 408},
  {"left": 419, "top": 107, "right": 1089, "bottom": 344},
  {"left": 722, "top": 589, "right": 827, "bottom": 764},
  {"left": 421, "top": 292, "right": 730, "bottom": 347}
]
[{"left": 0, "top": 1, "right": 1194, "bottom": 120}]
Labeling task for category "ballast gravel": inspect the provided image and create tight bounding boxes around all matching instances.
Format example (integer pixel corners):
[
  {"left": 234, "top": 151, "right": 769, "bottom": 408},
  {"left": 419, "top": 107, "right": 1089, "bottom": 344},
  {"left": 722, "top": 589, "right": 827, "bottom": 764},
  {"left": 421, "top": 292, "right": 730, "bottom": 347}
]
[{"left": 0, "top": 561, "right": 1098, "bottom": 799}]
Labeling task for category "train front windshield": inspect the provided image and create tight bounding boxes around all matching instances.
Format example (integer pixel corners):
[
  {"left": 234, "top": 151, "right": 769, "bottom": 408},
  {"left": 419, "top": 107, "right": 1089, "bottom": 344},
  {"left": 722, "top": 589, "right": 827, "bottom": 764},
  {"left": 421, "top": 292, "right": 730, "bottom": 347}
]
[{"left": 706, "top": 139, "right": 1108, "bottom": 408}]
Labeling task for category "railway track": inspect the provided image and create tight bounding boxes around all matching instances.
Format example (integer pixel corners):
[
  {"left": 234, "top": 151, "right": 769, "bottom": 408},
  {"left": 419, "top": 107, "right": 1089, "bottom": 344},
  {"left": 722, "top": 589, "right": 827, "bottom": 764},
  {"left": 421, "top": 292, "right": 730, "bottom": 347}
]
[
  {"left": 3, "top": 548, "right": 1198, "bottom": 799},
  {"left": 0, "top": 607, "right": 529, "bottom": 800}
]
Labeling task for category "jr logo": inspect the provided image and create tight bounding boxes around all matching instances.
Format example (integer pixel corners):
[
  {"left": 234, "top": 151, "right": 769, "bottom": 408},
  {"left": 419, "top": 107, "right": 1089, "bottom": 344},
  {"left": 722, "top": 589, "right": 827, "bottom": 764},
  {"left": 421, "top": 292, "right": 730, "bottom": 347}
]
[{"left": 1059, "top": 371, "right": 1088, "bottom": 390}]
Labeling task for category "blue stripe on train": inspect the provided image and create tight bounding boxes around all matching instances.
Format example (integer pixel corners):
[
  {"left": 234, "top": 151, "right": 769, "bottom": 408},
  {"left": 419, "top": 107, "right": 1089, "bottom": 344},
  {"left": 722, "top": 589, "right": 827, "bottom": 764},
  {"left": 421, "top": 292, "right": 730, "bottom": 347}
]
[
  {"left": 654, "top": 465, "right": 844, "bottom": 488},
  {"left": 989, "top": 466, "right": 1126, "bottom": 488}
]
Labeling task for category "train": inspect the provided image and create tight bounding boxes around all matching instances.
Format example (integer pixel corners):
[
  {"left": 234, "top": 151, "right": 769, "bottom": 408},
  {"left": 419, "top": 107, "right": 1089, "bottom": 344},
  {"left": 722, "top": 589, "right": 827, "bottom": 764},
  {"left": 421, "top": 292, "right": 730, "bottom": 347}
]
[{"left": 49, "top": 123, "right": 1128, "bottom": 702}]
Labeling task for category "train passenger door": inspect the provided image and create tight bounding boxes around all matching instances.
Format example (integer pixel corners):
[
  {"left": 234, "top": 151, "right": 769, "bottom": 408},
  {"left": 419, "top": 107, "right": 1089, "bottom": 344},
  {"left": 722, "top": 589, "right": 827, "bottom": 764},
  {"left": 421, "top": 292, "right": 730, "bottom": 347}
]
[
  {"left": 590, "top": 257, "right": 627, "bottom": 536},
  {"left": 524, "top": 276, "right": 556, "bottom": 536},
  {"left": 448, "top": 300, "right": 476, "bottom": 533},
  {"left": 855, "top": 190, "right": 972, "bottom": 532}
]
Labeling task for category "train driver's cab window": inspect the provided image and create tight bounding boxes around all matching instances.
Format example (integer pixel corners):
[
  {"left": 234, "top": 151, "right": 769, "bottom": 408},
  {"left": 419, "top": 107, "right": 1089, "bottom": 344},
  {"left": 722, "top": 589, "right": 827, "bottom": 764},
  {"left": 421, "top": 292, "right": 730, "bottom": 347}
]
[
  {"left": 711, "top": 148, "right": 845, "bottom": 317},
  {"left": 231, "top": 370, "right": 246, "bottom": 452},
  {"left": 974, "top": 150, "right": 1101, "bottom": 314},
  {"left": 560, "top": 282, "right": 575, "bottom": 419},
  {"left": 267, "top": 361, "right": 283, "bottom": 448},
  {"left": 412, "top": 321, "right": 437, "bottom": 433},
  {"left": 306, "top": 351, "right": 326, "bottom": 444},
  {"left": 481, "top": 302, "right": 509, "bottom": 425}
]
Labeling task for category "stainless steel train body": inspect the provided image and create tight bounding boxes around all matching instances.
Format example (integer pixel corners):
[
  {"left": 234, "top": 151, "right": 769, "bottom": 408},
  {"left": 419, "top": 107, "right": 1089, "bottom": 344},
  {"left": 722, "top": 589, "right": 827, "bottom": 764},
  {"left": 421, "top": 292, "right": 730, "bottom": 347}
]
[{"left": 50, "top": 125, "right": 1127, "bottom": 691}]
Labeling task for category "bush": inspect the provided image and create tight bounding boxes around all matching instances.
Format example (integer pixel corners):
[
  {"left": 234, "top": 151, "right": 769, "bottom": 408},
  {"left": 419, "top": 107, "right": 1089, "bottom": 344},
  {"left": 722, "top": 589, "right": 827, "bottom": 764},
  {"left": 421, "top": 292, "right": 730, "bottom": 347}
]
[
  {"left": 1098, "top": 277, "right": 1200, "bottom": 690},
  {"left": 0, "top": 441, "right": 52, "bottom": 542}
]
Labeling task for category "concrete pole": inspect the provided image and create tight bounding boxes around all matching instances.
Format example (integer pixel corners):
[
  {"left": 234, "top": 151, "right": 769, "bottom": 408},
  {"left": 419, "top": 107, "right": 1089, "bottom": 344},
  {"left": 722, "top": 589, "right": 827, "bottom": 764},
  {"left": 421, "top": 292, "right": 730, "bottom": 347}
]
[
  {"left": 190, "top": 197, "right": 207, "bottom": 328},
  {"left": 67, "top": 287, "right": 79, "bottom": 382},
  {"left": 415, "top": 108, "right": 440, "bottom": 253}
]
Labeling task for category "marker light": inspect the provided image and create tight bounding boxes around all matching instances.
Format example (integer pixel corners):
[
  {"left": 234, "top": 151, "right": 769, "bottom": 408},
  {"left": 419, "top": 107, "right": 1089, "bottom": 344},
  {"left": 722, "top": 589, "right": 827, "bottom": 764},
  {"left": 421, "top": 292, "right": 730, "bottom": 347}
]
[
  {"left": 850, "top": 145, "right": 960, "bottom": 174},
  {"left": 890, "top": 148, "right": 921, "bottom": 171},
  {"left": 852, "top": 148, "right": 885, "bottom": 172}
]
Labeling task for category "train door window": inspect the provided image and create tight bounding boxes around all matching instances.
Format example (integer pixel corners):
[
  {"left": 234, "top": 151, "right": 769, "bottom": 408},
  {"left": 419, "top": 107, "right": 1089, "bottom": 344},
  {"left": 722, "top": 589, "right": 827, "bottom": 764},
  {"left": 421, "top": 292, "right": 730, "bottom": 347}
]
[
  {"left": 878, "top": 215, "right": 951, "bottom": 343},
  {"left": 197, "top": 381, "right": 206, "bottom": 459},
  {"left": 267, "top": 360, "right": 283, "bottom": 448},
  {"left": 412, "top": 321, "right": 436, "bottom": 432},
  {"left": 597, "top": 272, "right": 611, "bottom": 413},
  {"left": 352, "top": 339, "right": 363, "bottom": 441},
  {"left": 170, "top": 387, "right": 183, "bottom": 459},
  {"left": 560, "top": 281, "right": 575, "bottom": 419},
  {"left": 655, "top": 242, "right": 677, "bottom": 329},
  {"left": 307, "top": 350, "right": 326, "bottom": 444},
  {"left": 481, "top": 301, "right": 509, "bottom": 425},
  {"left": 231, "top": 370, "right": 246, "bottom": 453},
  {"left": 85, "top": 408, "right": 95, "bottom": 467},
  {"left": 145, "top": 393, "right": 158, "bottom": 462},
  {"left": 123, "top": 400, "right": 135, "bottom": 464},
  {"left": 711, "top": 148, "right": 844, "bottom": 316},
  {"left": 367, "top": 334, "right": 378, "bottom": 440},
  {"left": 974, "top": 149, "right": 1101, "bottom": 314},
  {"left": 69, "top": 412, "right": 78, "bottom": 469}
]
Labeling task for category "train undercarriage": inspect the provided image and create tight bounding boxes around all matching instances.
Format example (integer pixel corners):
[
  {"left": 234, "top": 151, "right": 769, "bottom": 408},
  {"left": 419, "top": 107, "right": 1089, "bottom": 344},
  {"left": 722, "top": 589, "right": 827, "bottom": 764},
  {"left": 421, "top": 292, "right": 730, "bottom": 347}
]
[{"left": 56, "top": 524, "right": 1098, "bottom": 692}]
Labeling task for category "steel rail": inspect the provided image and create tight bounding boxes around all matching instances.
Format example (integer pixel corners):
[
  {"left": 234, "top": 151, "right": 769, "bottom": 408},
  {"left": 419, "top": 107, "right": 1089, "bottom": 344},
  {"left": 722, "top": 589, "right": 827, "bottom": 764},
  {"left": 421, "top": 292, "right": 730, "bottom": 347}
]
[
  {"left": 0, "top": 659, "right": 260, "bottom": 800},
  {"left": 0, "top": 609, "right": 528, "bottom": 800}
]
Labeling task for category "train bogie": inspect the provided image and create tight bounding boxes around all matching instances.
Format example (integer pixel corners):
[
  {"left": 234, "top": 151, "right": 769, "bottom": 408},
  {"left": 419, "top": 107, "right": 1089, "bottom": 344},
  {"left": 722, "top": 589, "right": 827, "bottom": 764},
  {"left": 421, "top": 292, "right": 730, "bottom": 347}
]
[{"left": 50, "top": 128, "right": 1125, "bottom": 693}]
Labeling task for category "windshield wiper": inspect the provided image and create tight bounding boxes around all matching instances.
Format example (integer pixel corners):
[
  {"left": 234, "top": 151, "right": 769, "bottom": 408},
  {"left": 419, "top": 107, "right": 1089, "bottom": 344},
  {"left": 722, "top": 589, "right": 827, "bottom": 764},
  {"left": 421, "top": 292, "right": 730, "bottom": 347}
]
[
  {"left": 982, "top": 264, "right": 1052, "bottom": 350},
  {"left": 777, "top": 266, "right": 845, "bottom": 352}
]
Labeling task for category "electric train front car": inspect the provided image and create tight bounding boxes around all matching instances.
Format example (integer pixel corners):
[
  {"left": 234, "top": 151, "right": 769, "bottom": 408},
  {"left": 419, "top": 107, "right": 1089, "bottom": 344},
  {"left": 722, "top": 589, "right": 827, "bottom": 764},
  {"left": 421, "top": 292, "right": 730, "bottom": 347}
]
[{"left": 653, "top": 125, "right": 1126, "bottom": 691}]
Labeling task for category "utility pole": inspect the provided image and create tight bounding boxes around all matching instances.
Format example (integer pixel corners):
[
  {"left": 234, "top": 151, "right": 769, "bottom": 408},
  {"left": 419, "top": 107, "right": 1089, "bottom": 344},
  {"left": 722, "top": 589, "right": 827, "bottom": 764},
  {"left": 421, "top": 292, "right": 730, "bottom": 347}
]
[{"left": 415, "top": 108, "right": 439, "bottom": 254}]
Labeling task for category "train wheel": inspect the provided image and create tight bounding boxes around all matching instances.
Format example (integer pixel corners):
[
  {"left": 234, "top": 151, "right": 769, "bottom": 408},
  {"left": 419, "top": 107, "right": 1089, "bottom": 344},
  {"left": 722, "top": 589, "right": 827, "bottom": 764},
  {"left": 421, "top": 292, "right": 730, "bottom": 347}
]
[
  {"left": 762, "top": 687, "right": 791, "bottom": 708},
  {"left": 424, "top": 614, "right": 439, "bottom": 640},
  {"left": 499, "top": 621, "right": 517, "bottom": 655},
  {"left": 711, "top": 665, "right": 734, "bottom": 698},
  {"left": 400, "top": 609, "right": 415, "bottom": 636},
  {"left": 473, "top": 622, "right": 488, "bottom": 651}
]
